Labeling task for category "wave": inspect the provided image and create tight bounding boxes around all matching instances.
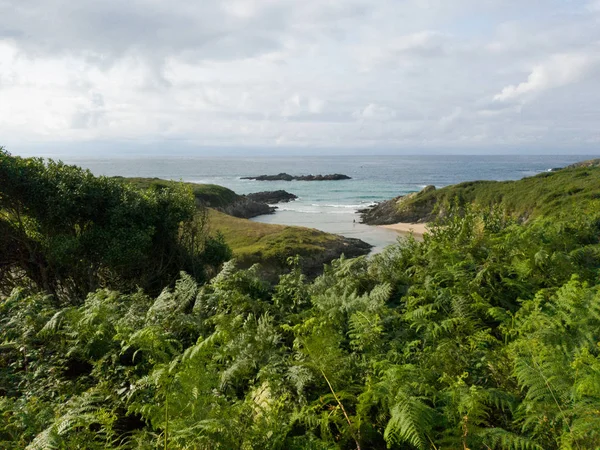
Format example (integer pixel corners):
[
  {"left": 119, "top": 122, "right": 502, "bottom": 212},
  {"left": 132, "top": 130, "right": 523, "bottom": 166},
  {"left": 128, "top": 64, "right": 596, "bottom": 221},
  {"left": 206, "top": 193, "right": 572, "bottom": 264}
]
[
  {"left": 277, "top": 206, "right": 358, "bottom": 215},
  {"left": 310, "top": 203, "right": 373, "bottom": 209},
  {"left": 276, "top": 208, "right": 321, "bottom": 214}
]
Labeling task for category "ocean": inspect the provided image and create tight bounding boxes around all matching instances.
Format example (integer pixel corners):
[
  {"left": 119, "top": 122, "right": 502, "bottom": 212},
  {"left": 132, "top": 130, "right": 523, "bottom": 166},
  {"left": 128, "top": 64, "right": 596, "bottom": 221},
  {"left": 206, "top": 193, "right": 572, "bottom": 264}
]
[{"left": 66, "top": 154, "right": 592, "bottom": 253}]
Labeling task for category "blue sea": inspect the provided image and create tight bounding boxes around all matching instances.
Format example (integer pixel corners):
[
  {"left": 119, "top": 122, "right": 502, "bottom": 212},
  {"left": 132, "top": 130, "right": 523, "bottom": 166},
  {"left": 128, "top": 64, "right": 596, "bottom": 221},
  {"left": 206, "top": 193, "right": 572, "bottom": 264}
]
[{"left": 67, "top": 155, "right": 592, "bottom": 253}]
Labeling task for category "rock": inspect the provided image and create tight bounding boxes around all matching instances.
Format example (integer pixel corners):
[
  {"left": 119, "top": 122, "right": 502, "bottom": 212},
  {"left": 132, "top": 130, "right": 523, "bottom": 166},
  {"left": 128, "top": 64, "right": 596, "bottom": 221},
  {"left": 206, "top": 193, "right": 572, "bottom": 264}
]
[
  {"left": 241, "top": 173, "right": 294, "bottom": 181},
  {"left": 359, "top": 185, "right": 437, "bottom": 225},
  {"left": 245, "top": 190, "right": 298, "bottom": 204},
  {"left": 241, "top": 173, "right": 351, "bottom": 181},
  {"left": 566, "top": 159, "right": 600, "bottom": 169},
  {"left": 216, "top": 190, "right": 299, "bottom": 218},
  {"left": 217, "top": 198, "right": 276, "bottom": 219}
]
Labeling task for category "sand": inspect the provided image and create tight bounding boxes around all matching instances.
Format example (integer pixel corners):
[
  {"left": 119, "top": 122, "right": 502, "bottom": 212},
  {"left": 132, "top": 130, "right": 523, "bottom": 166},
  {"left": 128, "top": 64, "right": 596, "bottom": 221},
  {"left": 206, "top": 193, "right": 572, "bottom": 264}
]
[{"left": 378, "top": 222, "right": 428, "bottom": 237}]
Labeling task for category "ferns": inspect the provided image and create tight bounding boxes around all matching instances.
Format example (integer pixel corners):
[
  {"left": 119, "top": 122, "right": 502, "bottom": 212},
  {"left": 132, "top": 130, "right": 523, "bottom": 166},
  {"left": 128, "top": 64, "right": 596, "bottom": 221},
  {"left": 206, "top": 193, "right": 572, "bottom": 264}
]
[
  {"left": 385, "top": 395, "right": 435, "bottom": 449},
  {"left": 26, "top": 387, "right": 119, "bottom": 450},
  {"left": 4, "top": 208, "right": 600, "bottom": 449}
]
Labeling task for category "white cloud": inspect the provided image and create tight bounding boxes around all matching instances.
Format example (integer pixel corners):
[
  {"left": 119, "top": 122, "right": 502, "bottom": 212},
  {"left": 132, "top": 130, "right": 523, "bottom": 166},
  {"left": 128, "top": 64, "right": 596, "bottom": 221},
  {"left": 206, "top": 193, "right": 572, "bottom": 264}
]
[
  {"left": 356, "top": 30, "right": 446, "bottom": 71},
  {"left": 308, "top": 97, "right": 325, "bottom": 114},
  {"left": 439, "top": 107, "right": 463, "bottom": 128},
  {"left": 353, "top": 104, "right": 397, "bottom": 121},
  {"left": 493, "top": 52, "right": 599, "bottom": 103},
  {"left": 588, "top": 0, "right": 600, "bottom": 12}
]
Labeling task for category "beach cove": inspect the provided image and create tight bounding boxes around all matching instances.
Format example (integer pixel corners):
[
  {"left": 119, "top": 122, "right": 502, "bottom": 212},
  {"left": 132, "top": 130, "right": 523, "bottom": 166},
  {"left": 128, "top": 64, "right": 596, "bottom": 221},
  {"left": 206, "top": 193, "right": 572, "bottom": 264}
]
[{"left": 68, "top": 154, "right": 589, "bottom": 253}]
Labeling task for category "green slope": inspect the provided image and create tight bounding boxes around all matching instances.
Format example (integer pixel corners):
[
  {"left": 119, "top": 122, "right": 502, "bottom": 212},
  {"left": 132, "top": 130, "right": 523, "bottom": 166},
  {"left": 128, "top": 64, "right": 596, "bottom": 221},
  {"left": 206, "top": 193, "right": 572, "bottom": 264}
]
[{"left": 362, "top": 163, "right": 600, "bottom": 225}]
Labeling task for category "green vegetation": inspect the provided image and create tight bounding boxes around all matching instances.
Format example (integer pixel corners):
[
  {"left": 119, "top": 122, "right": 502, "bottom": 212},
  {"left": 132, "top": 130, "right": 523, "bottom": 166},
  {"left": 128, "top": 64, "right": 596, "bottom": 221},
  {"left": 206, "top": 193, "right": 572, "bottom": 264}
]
[
  {"left": 2, "top": 150, "right": 600, "bottom": 449},
  {"left": 123, "top": 178, "right": 369, "bottom": 271},
  {"left": 0, "top": 149, "right": 231, "bottom": 299},
  {"left": 208, "top": 209, "right": 345, "bottom": 266},
  {"left": 365, "top": 164, "right": 600, "bottom": 224},
  {"left": 119, "top": 178, "right": 240, "bottom": 208}
]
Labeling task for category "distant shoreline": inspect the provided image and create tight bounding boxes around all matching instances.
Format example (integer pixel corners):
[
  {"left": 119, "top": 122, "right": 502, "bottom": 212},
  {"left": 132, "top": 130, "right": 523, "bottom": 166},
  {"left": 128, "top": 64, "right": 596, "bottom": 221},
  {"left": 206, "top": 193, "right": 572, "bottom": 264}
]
[{"left": 378, "top": 222, "right": 427, "bottom": 238}]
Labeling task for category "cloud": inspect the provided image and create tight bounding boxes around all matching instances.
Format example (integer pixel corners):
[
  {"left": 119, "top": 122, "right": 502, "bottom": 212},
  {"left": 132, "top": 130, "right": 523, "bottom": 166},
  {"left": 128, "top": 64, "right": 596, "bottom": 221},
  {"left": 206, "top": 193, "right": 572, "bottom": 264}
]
[
  {"left": 281, "top": 94, "right": 326, "bottom": 117},
  {"left": 356, "top": 30, "right": 447, "bottom": 71},
  {"left": 353, "top": 104, "right": 397, "bottom": 121},
  {"left": 438, "top": 107, "right": 463, "bottom": 128},
  {"left": 1, "top": 0, "right": 600, "bottom": 153},
  {"left": 493, "top": 52, "right": 599, "bottom": 103},
  {"left": 588, "top": 0, "right": 600, "bottom": 12}
]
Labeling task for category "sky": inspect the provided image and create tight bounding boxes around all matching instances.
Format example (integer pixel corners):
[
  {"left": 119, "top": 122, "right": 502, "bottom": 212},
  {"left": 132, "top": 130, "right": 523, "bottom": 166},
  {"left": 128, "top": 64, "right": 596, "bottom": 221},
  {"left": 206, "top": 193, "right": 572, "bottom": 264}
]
[{"left": 1, "top": 0, "right": 600, "bottom": 156}]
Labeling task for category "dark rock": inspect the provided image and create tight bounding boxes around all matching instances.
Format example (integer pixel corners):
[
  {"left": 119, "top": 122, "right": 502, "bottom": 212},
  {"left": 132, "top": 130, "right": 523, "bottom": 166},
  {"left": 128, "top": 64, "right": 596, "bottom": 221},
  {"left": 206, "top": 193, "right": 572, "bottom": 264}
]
[
  {"left": 241, "top": 173, "right": 351, "bottom": 181},
  {"left": 246, "top": 190, "right": 298, "bottom": 204},
  {"left": 359, "top": 185, "right": 437, "bottom": 225},
  {"left": 217, "top": 198, "right": 276, "bottom": 219}
]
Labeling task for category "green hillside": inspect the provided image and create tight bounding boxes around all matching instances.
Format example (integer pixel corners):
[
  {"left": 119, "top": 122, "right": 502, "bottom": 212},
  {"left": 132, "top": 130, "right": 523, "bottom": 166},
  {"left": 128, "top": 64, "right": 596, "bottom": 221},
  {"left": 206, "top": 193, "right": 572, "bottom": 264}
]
[
  {"left": 208, "top": 209, "right": 369, "bottom": 272},
  {"left": 362, "top": 163, "right": 600, "bottom": 225}
]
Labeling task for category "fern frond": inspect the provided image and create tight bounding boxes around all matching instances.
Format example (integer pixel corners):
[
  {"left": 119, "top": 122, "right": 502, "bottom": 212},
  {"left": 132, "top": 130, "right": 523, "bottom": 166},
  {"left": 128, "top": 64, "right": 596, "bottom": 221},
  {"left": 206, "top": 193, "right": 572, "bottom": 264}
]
[{"left": 384, "top": 395, "right": 435, "bottom": 450}]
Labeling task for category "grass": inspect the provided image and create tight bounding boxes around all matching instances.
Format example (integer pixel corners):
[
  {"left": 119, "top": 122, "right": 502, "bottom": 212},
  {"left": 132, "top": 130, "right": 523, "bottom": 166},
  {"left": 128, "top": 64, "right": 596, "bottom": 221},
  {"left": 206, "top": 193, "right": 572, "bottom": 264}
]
[
  {"left": 208, "top": 209, "right": 342, "bottom": 265},
  {"left": 397, "top": 165, "right": 600, "bottom": 222}
]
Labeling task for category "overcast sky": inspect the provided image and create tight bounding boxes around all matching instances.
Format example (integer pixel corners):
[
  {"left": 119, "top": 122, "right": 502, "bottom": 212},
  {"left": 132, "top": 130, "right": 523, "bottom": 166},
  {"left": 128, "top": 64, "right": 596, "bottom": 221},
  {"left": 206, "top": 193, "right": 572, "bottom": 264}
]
[{"left": 2, "top": 0, "right": 600, "bottom": 156}]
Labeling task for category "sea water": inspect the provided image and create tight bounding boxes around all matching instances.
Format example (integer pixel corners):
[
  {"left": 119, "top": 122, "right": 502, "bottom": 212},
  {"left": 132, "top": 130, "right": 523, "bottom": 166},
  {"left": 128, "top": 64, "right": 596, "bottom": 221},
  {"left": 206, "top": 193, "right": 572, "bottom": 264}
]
[{"left": 67, "top": 154, "right": 591, "bottom": 253}]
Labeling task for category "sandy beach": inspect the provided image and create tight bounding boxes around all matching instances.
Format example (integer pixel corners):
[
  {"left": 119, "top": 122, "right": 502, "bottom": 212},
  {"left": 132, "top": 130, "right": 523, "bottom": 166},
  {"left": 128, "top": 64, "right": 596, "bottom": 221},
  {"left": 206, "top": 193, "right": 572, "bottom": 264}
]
[{"left": 378, "top": 222, "right": 428, "bottom": 237}]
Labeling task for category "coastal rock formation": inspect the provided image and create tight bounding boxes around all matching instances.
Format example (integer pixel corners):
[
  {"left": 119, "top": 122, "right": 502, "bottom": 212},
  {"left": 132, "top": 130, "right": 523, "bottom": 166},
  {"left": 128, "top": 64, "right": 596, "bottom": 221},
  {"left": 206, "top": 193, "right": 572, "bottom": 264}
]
[
  {"left": 549, "top": 158, "right": 600, "bottom": 172},
  {"left": 566, "top": 159, "right": 600, "bottom": 169},
  {"left": 246, "top": 190, "right": 298, "bottom": 204},
  {"left": 217, "top": 198, "right": 275, "bottom": 219},
  {"left": 220, "top": 191, "right": 298, "bottom": 218},
  {"left": 360, "top": 185, "right": 437, "bottom": 225},
  {"left": 241, "top": 173, "right": 351, "bottom": 181}
]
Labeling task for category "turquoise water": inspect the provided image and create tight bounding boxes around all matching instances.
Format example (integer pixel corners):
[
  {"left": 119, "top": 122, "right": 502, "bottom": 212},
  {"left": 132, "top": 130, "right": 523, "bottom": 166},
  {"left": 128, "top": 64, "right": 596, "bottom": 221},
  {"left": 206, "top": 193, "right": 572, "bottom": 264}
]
[{"left": 68, "top": 155, "right": 591, "bottom": 252}]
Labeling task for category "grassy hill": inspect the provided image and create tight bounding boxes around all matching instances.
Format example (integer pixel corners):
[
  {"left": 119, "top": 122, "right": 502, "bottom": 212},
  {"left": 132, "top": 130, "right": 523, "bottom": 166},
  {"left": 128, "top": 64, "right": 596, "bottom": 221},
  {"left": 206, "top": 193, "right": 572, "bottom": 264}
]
[
  {"left": 208, "top": 209, "right": 370, "bottom": 273},
  {"left": 121, "top": 178, "right": 372, "bottom": 273},
  {"left": 362, "top": 163, "right": 600, "bottom": 225}
]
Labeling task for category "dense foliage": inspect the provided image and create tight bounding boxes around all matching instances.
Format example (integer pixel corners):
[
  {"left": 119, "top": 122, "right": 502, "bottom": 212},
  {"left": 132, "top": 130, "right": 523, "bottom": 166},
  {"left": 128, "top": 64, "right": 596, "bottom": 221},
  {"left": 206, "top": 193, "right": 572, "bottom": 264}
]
[
  {"left": 0, "top": 149, "right": 230, "bottom": 300},
  {"left": 122, "top": 178, "right": 241, "bottom": 209},
  {"left": 2, "top": 185, "right": 600, "bottom": 449}
]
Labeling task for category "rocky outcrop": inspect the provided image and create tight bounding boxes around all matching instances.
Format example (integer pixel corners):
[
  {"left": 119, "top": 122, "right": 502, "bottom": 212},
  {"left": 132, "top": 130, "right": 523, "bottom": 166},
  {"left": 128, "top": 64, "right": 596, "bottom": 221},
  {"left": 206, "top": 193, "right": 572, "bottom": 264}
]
[
  {"left": 566, "top": 159, "right": 600, "bottom": 169},
  {"left": 246, "top": 190, "right": 298, "bottom": 204},
  {"left": 241, "top": 173, "right": 351, "bottom": 181},
  {"left": 216, "top": 198, "right": 275, "bottom": 219},
  {"left": 218, "top": 191, "right": 298, "bottom": 218},
  {"left": 360, "top": 185, "right": 437, "bottom": 225}
]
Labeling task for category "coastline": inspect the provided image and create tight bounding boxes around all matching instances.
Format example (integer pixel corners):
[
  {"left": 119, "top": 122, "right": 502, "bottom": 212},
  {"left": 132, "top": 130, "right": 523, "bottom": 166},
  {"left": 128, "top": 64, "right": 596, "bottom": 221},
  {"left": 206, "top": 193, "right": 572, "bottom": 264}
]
[{"left": 378, "top": 222, "right": 428, "bottom": 238}]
